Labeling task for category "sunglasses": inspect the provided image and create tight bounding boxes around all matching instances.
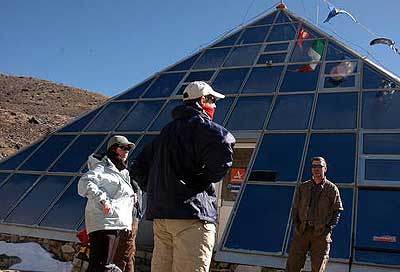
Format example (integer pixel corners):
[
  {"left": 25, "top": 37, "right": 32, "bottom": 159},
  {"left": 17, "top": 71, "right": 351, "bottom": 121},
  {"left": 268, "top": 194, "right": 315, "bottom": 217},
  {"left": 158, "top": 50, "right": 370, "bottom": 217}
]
[
  {"left": 311, "top": 164, "right": 325, "bottom": 169},
  {"left": 204, "top": 95, "right": 217, "bottom": 103},
  {"left": 117, "top": 145, "right": 130, "bottom": 151}
]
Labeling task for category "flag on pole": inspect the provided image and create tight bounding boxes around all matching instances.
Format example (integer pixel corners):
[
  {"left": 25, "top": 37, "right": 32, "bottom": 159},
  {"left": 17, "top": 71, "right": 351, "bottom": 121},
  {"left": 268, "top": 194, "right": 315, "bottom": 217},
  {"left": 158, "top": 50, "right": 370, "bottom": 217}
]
[
  {"left": 297, "top": 40, "right": 325, "bottom": 72},
  {"left": 297, "top": 28, "right": 311, "bottom": 48}
]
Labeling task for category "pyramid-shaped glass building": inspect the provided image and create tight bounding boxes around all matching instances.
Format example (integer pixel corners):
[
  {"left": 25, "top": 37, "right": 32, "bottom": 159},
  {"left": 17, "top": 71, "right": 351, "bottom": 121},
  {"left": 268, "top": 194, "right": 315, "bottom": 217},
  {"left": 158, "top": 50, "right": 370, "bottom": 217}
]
[{"left": 1, "top": 6, "right": 400, "bottom": 271}]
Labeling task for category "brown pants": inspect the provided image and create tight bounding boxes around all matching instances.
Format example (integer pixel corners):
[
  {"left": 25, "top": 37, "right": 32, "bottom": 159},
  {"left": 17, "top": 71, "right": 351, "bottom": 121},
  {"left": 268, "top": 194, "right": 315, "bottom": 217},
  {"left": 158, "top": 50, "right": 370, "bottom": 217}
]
[
  {"left": 88, "top": 230, "right": 120, "bottom": 272},
  {"left": 286, "top": 227, "right": 330, "bottom": 272},
  {"left": 113, "top": 220, "right": 139, "bottom": 272}
]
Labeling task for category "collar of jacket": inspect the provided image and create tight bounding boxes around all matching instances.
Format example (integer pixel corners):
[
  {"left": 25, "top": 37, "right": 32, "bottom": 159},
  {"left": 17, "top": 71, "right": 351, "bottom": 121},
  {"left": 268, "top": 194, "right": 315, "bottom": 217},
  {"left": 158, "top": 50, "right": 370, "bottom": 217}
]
[
  {"left": 104, "top": 156, "right": 131, "bottom": 185},
  {"left": 172, "top": 103, "right": 210, "bottom": 121},
  {"left": 311, "top": 177, "right": 326, "bottom": 188}
]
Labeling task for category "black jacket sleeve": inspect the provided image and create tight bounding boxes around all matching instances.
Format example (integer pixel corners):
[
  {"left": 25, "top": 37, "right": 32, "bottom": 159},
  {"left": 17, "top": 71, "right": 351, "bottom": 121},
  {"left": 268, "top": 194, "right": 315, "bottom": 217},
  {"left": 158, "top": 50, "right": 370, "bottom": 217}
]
[{"left": 129, "top": 141, "right": 155, "bottom": 192}]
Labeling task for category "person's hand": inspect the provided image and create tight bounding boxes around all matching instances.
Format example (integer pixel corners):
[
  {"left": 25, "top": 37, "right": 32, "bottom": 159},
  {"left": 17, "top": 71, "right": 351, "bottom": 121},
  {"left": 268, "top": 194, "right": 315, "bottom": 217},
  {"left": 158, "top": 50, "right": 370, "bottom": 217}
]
[
  {"left": 102, "top": 200, "right": 112, "bottom": 215},
  {"left": 132, "top": 193, "right": 138, "bottom": 205}
]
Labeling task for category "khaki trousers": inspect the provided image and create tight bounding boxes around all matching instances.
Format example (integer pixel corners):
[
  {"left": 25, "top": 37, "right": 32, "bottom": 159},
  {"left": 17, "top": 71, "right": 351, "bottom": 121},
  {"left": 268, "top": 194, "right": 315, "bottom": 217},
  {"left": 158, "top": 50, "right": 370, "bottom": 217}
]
[
  {"left": 286, "top": 227, "right": 330, "bottom": 272},
  {"left": 151, "top": 219, "right": 216, "bottom": 272}
]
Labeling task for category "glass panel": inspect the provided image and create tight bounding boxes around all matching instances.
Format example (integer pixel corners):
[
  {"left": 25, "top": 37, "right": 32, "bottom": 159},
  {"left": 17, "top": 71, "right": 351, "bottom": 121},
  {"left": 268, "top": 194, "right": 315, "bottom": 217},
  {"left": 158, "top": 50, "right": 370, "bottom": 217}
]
[
  {"left": 250, "top": 12, "right": 276, "bottom": 26},
  {"left": 291, "top": 39, "right": 326, "bottom": 63},
  {"left": 19, "top": 135, "right": 75, "bottom": 171},
  {"left": 267, "top": 23, "right": 298, "bottom": 42},
  {"left": 280, "top": 64, "right": 320, "bottom": 92},
  {"left": 212, "top": 68, "right": 249, "bottom": 94},
  {"left": 257, "top": 53, "right": 286, "bottom": 64},
  {"left": 362, "top": 91, "right": 400, "bottom": 129},
  {"left": 0, "top": 174, "right": 40, "bottom": 220},
  {"left": 5, "top": 176, "right": 72, "bottom": 225},
  {"left": 324, "top": 75, "right": 355, "bottom": 88},
  {"left": 214, "top": 97, "right": 235, "bottom": 125},
  {"left": 116, "top": 100, "right": 165, "bottom": 131},
  {"left": 223, "top": 45, "right": 261, "bottom": 67},
  {"left": 362, "top": 65, "right": 399, "bottom": 89},
  {"left": 325, "top": 42, "right": 357, "bottom": 61},
  {"left": 114, "top": 78, "right": 154, "bottom": 100},
  {"left": 175, "top": 84, "right": 187, "bottom": 96},
  {"left": 50, "top": 135, "right": 106, "bottom": 172},
  {"left": 242, "top": 66, "right": 284, "bottom": 93},
  {"left": 365, "top": 159, "right": 400, "bottom": 181},
  {"left": 355, "top": 250, "right": 400, "bottom": 266},
  {"left": 264, "top": 42, "right": 289, "bottom": 52},
  {"left": 40, "top": 179, "right": 85, "bottom": 230},
  {"left": 212, "top": 31, "right": 241, "bottom": 48},
  {"left": 0, "top": 173, "right": 10, "bottom": 186},
  {"left": 0, "top": 141, "right": 42, "bottom": 170},
  {"left": 313, "top": 92, "right": 358, "bottom": 129},
  {"left": 303, "top": 133, "right": 356, "bottom": 183},
  {"left": 268, "top": 94, "right": 313, "bottom": 130},
  {"left": 226, "top": 96, "right": 272, "bottom": 130},
  {"left": 184, "top": 70, "right": 214, "bottom": 83},
  {"left": 364, "top": 133, "right": 400, "bottom": 155},
  {"left": 129, "top": 135, "right": 158, "bottom": 160},
  {"left": 167, "top": 53, "right": 200, "bottom": 72},
  {"left": 275, "top": 11, "right": 295, "bottom": 23},
  {"left": 60, "top": 107, "right": 101, "bottom": 132},
  {"left": 250, "top": 133, "right": 306, "bottom": 181},
  {"left": 85, "top": 102, "right": 133, "bottom": 132},
  {"left": 193, "top": 48, "right": 231, "bottom": 69},
  {"left": 324, "top": 61, "right": 357, "bottom": 89},
  {"left": 144, "top": 73, "right": 185, "bottom": 98},
  {"left": 237, "top": 26, "right": 269, "bottom": 45},
  {"left": 224, "top": 184, "right": 294, "bottom": 253},
  {"left": 149, "top": 100, "right": 182, "bottom": 131}
]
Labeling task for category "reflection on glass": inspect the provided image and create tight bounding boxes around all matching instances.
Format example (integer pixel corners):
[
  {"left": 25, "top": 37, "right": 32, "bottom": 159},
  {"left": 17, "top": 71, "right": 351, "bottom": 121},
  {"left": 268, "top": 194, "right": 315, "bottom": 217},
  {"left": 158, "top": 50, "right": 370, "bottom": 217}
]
[{"left": 362, "top": 91, "right": 400, "bottom": 129}]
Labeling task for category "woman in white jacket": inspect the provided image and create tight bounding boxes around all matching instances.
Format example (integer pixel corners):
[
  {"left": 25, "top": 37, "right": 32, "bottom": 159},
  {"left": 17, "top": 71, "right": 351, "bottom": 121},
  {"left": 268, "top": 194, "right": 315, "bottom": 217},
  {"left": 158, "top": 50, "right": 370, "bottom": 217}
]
[{"left": 78, "top": 135, "right": 136, "bottom": 272}]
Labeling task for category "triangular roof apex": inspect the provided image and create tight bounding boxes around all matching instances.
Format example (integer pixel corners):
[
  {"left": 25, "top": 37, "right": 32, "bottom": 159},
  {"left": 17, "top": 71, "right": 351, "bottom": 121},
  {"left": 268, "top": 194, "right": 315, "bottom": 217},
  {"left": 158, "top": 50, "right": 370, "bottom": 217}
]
[{"left": 276, "top": 3, "right": 287, "bottom": 10}]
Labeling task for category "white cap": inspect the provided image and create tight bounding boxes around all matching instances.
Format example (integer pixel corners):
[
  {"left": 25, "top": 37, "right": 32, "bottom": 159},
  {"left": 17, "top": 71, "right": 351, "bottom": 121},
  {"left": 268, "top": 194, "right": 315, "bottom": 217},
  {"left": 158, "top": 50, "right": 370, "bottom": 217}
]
[
  {"left": 182, "top": 81, "right": 225, "bottom": 101},
  {"left": 107, "top": 135, "right": 135, "bottom": 151}
]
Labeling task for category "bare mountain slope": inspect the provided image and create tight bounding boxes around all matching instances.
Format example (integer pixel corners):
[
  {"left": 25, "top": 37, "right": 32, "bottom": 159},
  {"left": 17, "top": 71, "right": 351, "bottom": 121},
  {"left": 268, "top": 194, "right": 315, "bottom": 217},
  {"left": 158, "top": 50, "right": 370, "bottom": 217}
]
[{"left": 0, "top": 74, "right": 109, "bottom": 159}]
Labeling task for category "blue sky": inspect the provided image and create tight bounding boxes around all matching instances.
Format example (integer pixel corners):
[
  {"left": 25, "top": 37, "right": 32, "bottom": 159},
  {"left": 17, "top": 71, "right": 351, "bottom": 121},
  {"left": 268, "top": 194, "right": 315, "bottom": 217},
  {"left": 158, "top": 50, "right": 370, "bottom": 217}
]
[{"left": 1, "top": 0, "right": 398, "bottom": 96}]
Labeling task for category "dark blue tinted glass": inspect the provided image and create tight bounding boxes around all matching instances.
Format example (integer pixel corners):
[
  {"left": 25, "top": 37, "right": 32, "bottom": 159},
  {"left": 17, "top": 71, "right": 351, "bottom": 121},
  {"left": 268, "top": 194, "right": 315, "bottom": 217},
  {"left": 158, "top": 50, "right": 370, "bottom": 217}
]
[
  {"left": 237, "top": 26, "right": 269, "bottom": 45},
  {"left": 224, "top": 185, "right": 294, "bottom": 252},
  {"left": 0, "top": 173, "right": 10, "bottom": 186},
  {"left": 267, "top": 23, "right": 298, "bottom": 42},
  {"left": 20, "top": 135, "right": 75, "bottom": 171},
  {"left": 275, "top": 11, "right": 295, "bottom": 23},
  {"left": 264, "top": 42, "right": 289, "bottom": 52},
  {"left": 193, "top": 48, "right": 230, "bottom": 69},
  {"left": 144, "top": 73, "right": 185, "bottom": 98},
  {"left": 0, "top": 141, "right": 42, "bottom": 170},
  {"left": 243, "top": 66, "right": 284, "bottom": 93},
  {"left": 175, "top": 84, "right": 187, "bottom": 96},
  {"left": 280, "top": 64, "right": 320, "bottom": 92},
  {"left": 114, "top": 78, "right": 154, "bottom": 100},
  {"left": 50, "top": 135, "right": 105, "bottom": 172},
  {"left": 355, "top": 250, "right": 400, "bottom": 266},
  {"left": 212, "top": 31, "right": 241, "bottom": 47},
  {"left": 325, "top": 42, "right": 356, "bottom": 61},
  {"left": 251, "top": 133, "right": 306, "bottom": 181},
  {"left": 184, "top": 71, "right": 214, "bottom": 82},
  {"left": 365, "top": 159, "right": 400, "bottom": 181},
  {"left": 362, "top": 65, "right": 399, "bottom": 89},
  {"left": 268, "top": 94, "right": 313, "bottom": 130},
  {"left": 250, "top": 12, "right": 276, "bottom": 26},
  {"left": 149, "top": 100, "right": 181, "bottom": 131},
  {"left": 313, "top": 92, "right": 358, "bottom": 129},
  {"left": 257, "top": 53, "right": 286, "bottom": 64},
  {"left": 226, "top": 96, "right": 272, "bottom": 130},
  {"left": 130, "top": 135, "right": 158, "bottom": 160},
  {"left": 167, "top": 53, "right": 200, "bottom": 72},
  {"left": 363, "top": 133, "right": 400, "bottom": 154},
  {"left": 324, "top": 76, "right": 355, "bottom": 88},
  {"left": 214, "top": 97, "right": 235, "bottom": 125},
  {"left": 0, "top": 174, "right": 40, "bottom": 219},
  {"left": 40, "top": 179, "right": 85, "bottom": 230},
  {"left": 85, "top": 102, "right": 133, "bottom": 132},
  {"left": 116, "top": 100, "right": 164, "bottom": 131},
  {"left": 223, "top": 45, "right": 261, "bottom": 67},
  {"left": 303, "top": 133, "right": 356, "bottom": 182},
  {"left": 5, "top": 176, "right": 72, "bottom": 225},
  {"left": 212, "top": 68, "right": 249, "bottom": 94},
  {"left": 362, "top": 91, "right": 400, "bottom": 129},
  {"left": 291, "top": 39, "right": 325, "bottom": 62},
  {"left": 60, "top": 108, "right": 101, "bottom": 132}
]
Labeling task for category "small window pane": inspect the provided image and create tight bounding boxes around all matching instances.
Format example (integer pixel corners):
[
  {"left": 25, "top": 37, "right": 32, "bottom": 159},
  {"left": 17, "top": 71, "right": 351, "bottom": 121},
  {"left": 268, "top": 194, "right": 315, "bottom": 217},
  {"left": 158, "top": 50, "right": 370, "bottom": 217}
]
[
  {"left": 60, "top": 107, "right": 101, "bottom": 132},
  {"left": 264, "top": 42, "right": 289, "bottom": 52},
  {"left": 324, "top": 75, "right": 355, "bottom": 88},
  {"left": 303, "top": 133, "right": 356, "bottom": 183},
  {"left": 365, "top": 159, "right": 400, "bottom": 181},
  {"left": 242, "top": 66, "right": 284, "bottom": 93},
  {"left": 212, "top": 68, "right": 249, "bottom": 94},
  {"left": 130, "top": 135, "right": 158, "bottom": 160},
  {"left": 250, "top": 12, "right": 276, "bottom": 26},
  {"left": 268, "top": 94, "right": 313, "bottom": 130},
  {"left": 355, "top": 251, "right": 400, "bottom": 266},
  {"left": 149, "top": 100, "right": 182, "bottom": 131},
  {"left": 237, "top": 26, "right": 269, "bottom": 45},
  {"left": 280, "top": 64, "right": 320, "bottom": 92},
  {"left": 257, "top": 53, "right": 286, "bottom": 64},
  {"left": 116, "top": 100, "right": 165, "bottom": 131},
  {"left": 362, "top": 65, "right": 399, "bottom": 89},
  {"left": 20, "top": 135, "right": 75, "bottom": 171},
  {"left": 362, "top": 91, "right": 400, "bottom": 129},
  {"left": 167, "top": 53, "right": 200, "bottom": 72},
  {"left": 5, "top": 176, "right": 72, "bottom": 225},
  {"left": 223, "top": 45, "right": 261, "bottom": 67},
  {"left": 226, "top": 96, "right": 272, "bottom": 130},
  {"left": 50, "top": 135, "right": 106, "bottom": 172},
  {"left": 325, "top": 42, "right": 356, "bottom": 61},
  {"left": 0, "top": 174, "right": 40, "bottom": 220},
  {"left": 214, "top": 97, "right": 235, "bottom": 125},
  {"left": 212, "top": 31, "right": 241, "bottom": 48},
  {"left": 85, "top": 102, "right": 133, "bottom": 132},
  {"left": 193, "top": 48, "right": 231, "bottom": 69},
  {"left": 0, "top": 141, "right": 42, "bottom": 170},
  {"left": 40, "top": 179, "right": 85, "bottom": 230},
  {"left": 267, "top": 24, "right": 298, "bottom": 42},
  {"left": 250, "top": 133, "right": 306, "bottom": 181},
  {"left": 364, "top": 133, "right": 400, "bottom": 155},
  {"left": 291, "top": 39, "right": 326, "bottom": 63},
  {"left": 313, "top": 92, "right": 358, "bottom": 129},
  {"left": 114, "top": 78, "right": 154, "bottom": 100},
  {"left": 275, "top": 11, "right": 295, "bottom": 23},
  {"left": 184, "top": 71, "right": 214, "bottom": 82},
  {"left": 144, "top": 73, "right": 185, "bottom": 98}
]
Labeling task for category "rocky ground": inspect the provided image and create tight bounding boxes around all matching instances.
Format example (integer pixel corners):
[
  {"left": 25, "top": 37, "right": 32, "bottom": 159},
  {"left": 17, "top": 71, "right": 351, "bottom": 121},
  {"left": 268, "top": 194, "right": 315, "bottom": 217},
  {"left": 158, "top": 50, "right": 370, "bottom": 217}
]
[{"left": 0, "top": 74, "right": 109, "bottom": 159}]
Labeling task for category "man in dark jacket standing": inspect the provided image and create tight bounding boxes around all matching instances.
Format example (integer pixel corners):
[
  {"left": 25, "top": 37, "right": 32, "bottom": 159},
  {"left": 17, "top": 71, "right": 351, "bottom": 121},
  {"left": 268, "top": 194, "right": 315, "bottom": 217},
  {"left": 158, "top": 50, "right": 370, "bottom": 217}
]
[
  {"left": 286, "top": 157, "right": 343, "bottom": 272},
  {"left": 131, "top": 81, "right": 235, "bottom": 272}
]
